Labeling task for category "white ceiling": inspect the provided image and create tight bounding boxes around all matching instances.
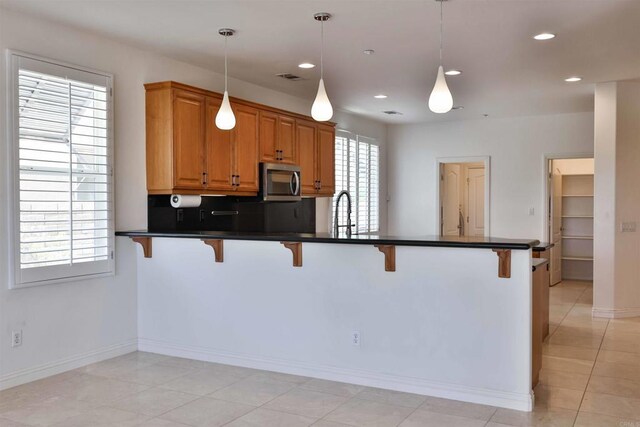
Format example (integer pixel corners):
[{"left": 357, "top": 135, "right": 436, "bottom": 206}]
[{"left": 3, "top": 0, "right": 640, "bottom": 124}]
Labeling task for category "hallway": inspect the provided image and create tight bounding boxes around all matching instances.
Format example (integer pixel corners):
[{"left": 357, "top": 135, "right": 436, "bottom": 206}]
[{"left": 532, "top": 280, "right": 640, "bottom": 425}]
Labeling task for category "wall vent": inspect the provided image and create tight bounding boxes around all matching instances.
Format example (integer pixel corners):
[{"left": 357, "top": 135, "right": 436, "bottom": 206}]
[
  {"left": 382, "top": 110, "right": 403, "bottom": 115},
  {"left": 276, "top": 73, "right": 304, "bottom": 81}
]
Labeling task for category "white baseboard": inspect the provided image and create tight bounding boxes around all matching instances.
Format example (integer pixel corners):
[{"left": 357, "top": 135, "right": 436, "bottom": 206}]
[
  {"left": 592, "top": 307, "right": 640, "bottom": 318},
  {"left": 139, "top": 338, "right": 533, "bottom": 412},
  {"left": 0, "top": 339, "right": 138, "bottom": 391}
]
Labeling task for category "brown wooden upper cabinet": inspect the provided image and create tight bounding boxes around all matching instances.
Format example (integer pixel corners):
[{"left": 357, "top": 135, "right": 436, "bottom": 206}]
[
  {"left": 297, "top": 120, "right": 335, "bottom": 196},
  {"left": 203, "top": 100, "right": 259, "bottom": 193},
  {"left": 145, "top": 81, "right": 334, "bottom": 197},
  {"left": 316, "top": 123, "right": 336, "bottom": 196},
  {"left": 259, "top": 111, "right": 297, "bottom": 165}
]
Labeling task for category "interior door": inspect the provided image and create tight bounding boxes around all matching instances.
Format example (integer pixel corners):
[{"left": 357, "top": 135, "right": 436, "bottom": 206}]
[
  {"left": 204, "top": 97, "right": 233, "bottom": 191},
  {"left": 233, "top": 104, "right": 259, "bottom": 192},
  {"left": 296, "top": 120, "right": 317, "bottom": 195},
  {"left": 467, "top": 167, "right": 485, "bottom": 237},
  {"left": 172, "top": 89, "right": 205, "bottom": 189},
  {"left": 441, "top": 164, "right": 462, "bottom": 236},
  {"left": 550, "top": 167, "right": 563, "bottom": 285}
]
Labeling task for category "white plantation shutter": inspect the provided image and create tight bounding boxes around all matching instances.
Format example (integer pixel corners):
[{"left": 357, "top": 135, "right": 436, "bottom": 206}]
[
  {"left": 333, "top": 131, "right": 380, "bottom": 234},
  {"left": 9, "top": 53, "right": 114, "bottom": 287}
]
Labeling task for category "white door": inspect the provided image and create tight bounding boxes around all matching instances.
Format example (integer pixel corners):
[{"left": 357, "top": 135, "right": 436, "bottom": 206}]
[
  {"left": 550, "top": 167, "right": 563, "bottom": 285},
  {"left": 467, "top": 167, "right": 485, "bottom": 237},
  {"left": 441, "top": 164, "right": 462, "bottom": 236}
]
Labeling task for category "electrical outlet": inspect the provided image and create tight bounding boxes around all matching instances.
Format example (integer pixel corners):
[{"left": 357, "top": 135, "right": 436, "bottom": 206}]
[
  {"left": 529, "top": 207, "right": 535, "bottom": 216},
  {"left": 351, "top": 331, "right": 361, "bottom": 346},
  {"left": 12, "top": 330, "right": 22, "bottom": 348}
]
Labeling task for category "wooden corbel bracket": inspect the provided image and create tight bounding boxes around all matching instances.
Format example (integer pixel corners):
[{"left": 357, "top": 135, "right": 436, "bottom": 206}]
[
  {"left": 202, "top": 239, "right": 224, "bottom": 263},
  {"left": 492, "top": 249, "right": 512, "bottom": 278},
  {"left": 131, "top": 237, "right": 152, "bottom": 258},
  {"left": 281, "top": 242, "right": 302, "bottom": 267},
  {"left": 374, "top": 245, "right": 396, "bottom": 272}
]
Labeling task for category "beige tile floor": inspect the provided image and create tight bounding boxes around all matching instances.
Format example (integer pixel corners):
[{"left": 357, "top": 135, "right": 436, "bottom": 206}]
[{"left": 1, "top": 280, "right": 639, "bottom": 426}]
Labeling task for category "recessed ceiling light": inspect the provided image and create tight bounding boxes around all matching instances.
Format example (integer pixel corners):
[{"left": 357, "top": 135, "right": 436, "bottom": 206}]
[
  {"left": 298, "top": 62, "right": 315, "bottom": 69},
  {"left": 534, "top": 33, "right": 555, "bottom": 41},
  {"left": 363, "top": 49, "right": 375, "bottom": 55},
  {"left": 445, "top": 70, "right": 462, "bottom": 76},
  {"left": 374, "top": 94, "right": 388, "bottom": 99},
  {"left": 565, "top": 76, "right": 582, "bottom": 82}
]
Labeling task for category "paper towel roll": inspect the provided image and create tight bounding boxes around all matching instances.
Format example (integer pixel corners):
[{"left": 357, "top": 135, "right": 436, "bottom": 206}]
[{"left": 170, "top": 195, "right": 202, "bottom": 208}]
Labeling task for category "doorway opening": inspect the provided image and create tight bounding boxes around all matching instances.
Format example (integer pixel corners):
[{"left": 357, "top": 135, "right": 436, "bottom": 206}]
[
  {"left": 547, "top": 157, "right": 594, "bottom": 286},
  {"left": 438, "top": 158, "right": 490, "bottom": 237}
]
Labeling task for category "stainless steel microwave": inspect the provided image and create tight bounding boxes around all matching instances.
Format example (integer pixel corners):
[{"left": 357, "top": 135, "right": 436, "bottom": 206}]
[{"left": 260, "top": 163, "right": 301, "bottom": 201}]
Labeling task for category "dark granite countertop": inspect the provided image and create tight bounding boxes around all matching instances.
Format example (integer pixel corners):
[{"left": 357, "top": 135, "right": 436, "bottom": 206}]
[
  {"left": 532, "top": 242, "right": 555, "bottom": 252},
  {"left": 115, "top": 230, "right": 540, "bottom": 250}
]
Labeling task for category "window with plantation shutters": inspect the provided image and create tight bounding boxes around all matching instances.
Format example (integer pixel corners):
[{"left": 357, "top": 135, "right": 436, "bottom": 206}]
[
  {"left": 333, "top": 131, "right": 380, "bottom": 234},
  {"left": 8, "top": 52, "right": 114, "bottom": 287}
]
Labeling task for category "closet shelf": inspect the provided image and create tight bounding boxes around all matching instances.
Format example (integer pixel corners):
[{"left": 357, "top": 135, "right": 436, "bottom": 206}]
[
  {"left": 562, "top": 236, "right": 594, "bottom": 240},
  {"left": 562, "top": 194, "right": 594, "bottom": 197},
  {"left": 562, "top": 215, "right": 594, "bottom": 218},
  {"left": 562, "top": 256, "right": 593, "bottom": 261}
]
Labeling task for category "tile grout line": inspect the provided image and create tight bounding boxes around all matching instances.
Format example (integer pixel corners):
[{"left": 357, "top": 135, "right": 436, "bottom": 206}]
[{"left": 571, "top": 284, "right": 609, "bottom": 427}]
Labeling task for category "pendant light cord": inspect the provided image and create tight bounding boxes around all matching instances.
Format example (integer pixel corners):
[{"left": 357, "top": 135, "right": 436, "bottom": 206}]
[
  {"left": 439, "top": 0, "right": 443, "bottom": 65},
  {"left": 224, "top": 34, "right": 228, "bottom": 91},
  {"left": 320, "top": 19, "right": 324, "bottom": 79}
]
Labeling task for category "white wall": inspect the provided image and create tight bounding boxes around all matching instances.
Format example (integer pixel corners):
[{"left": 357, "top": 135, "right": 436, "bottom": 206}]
[
  {"left": 0, "top": 7, "right": 387, "bottom": 386},
  {"left": 593, "top": 81, "right": 640, "bottom": 317},
  {"left": 137, "top": 238, "right": 533, "bottom": 411},
  {"left": 387, "top": 113, "right": 594, "bottom": 240}
]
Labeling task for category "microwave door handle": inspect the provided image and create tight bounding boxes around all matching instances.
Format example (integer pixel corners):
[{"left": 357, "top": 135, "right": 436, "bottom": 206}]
[{"left": 291, "top": 171, "right": 300, "bottom": 196}]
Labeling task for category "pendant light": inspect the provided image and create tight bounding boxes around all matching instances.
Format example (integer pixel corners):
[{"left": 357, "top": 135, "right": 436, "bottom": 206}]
[
  {"left": 428, "top": 0, "right": 453, "bottom": 114},
  {"left": 215, "top": 28, "right": 236, "bottom": 130},
  {"left": 311, "top": 12, "right": 333, "bottom": 122}
]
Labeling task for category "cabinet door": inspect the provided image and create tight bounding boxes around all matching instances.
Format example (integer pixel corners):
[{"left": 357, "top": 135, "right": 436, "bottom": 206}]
[
  {"left": 278, "top": 115, "right": 297, "bottom": 164},
  {"left": 296, "top": 120, "right": 317, "bottom": 195},
  {"left": 204, "top": 97, "right": 233, "bottom": 191},
  {"left": 316, "top": 124, "right": 335, "bottom": 196},
  {"left": 233, "top": 104, "right": 259, "bottom": 192},
  {"left": 172, "top": 89, "right": 205, "bottom": 189},
  {"left": 259, "top": 111, "right": 277, "bottom": 163}
]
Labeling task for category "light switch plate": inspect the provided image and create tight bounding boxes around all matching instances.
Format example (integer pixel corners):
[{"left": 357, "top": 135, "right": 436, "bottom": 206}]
[{"left": 620, "top": 222, "right": 637, "bottom": 233}]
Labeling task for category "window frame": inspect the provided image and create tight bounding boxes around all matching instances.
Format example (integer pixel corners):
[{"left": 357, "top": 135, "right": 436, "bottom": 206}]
[
  {"left": 333, "top": 129, "right": 381, "bottom": 235},
  {"left": 6, "top": 50, "right": 115, "bottom": 289}
]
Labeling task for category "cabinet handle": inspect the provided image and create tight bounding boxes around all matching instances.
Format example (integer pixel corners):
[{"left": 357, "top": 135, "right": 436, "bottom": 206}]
[
  {"left": 318, "top": 181, "right": 322, "bottom": 191},
  {"left": 202, "top": 172, "right": 207, "bottom": 185}
]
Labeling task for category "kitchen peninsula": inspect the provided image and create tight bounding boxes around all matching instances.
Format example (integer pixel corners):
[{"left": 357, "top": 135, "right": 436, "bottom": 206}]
[{"left": 117, "top": 229, "right": 540, "bottom": 411}]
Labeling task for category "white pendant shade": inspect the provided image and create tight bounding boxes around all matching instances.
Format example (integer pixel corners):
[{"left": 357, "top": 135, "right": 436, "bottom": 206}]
[
  {"left": 215, "top": 91, "right": 236, "bottom": 130},
  {"left": 311, "top": 78, "right": 333, "bottom": 121},
  {"left": 428, "top": 65, "right": 453, "bottom": 114}
]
